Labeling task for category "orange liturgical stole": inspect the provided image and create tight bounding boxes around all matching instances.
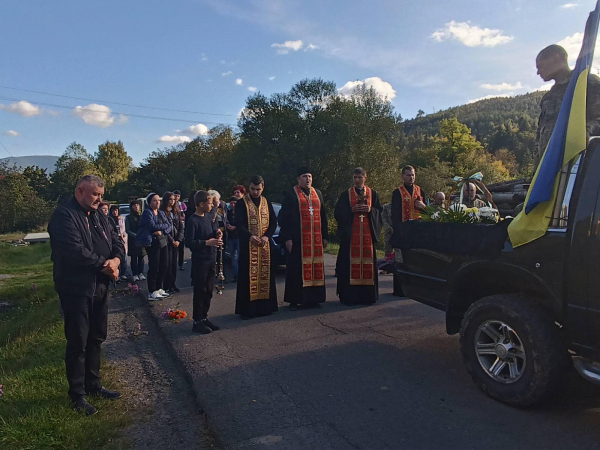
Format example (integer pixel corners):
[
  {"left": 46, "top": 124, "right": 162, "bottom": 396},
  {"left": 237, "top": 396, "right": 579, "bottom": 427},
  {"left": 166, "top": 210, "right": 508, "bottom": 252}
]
[
  {"left": 398, "top": 185, "right": 423, "bottom": 221},
  {"left": 294, "top": 186, "right": 325, "bottom": 287},
  {"left": 349, "top": 186, "right": 374, "bottom": 286}
]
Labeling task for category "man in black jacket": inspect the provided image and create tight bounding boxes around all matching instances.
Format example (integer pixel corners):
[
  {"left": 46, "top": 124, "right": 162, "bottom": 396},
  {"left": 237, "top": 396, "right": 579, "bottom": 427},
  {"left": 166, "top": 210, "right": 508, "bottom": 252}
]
[{"left": 48, "top": 175, "right": 125, "bottom": 415}]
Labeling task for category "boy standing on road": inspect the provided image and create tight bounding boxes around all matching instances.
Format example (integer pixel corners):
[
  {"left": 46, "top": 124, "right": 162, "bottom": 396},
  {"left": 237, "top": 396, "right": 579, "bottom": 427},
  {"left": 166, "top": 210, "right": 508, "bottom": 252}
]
[{"left": 185, "top": 190, "right": 223, "bottom": 334}]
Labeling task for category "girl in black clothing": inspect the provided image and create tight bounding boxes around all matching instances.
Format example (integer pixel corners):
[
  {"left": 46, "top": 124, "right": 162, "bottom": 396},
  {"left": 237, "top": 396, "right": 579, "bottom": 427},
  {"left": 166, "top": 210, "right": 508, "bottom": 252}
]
[
  {"left": 109, "top": 205, "right": 128, "bottom": 281},
  {"left": 160, "top": 192, "right": 184, "bottom": 293}
]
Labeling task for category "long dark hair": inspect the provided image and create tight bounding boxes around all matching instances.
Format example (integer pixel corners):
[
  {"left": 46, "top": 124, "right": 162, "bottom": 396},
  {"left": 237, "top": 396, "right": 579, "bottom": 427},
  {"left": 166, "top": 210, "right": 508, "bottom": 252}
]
[{"left": 160, "top": 191, "right": 180, "bottom": 214}]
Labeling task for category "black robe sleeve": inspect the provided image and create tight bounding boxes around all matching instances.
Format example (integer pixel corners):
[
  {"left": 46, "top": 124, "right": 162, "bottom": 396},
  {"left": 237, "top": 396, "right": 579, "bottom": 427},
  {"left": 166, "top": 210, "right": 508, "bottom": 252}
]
[
  {"left": 265, "top": 200, "right": 277, "bottom": 238},
  {"left": 316, "top": 189, "right": 329, "bottom": 241},
  {"left": 370, "top": 190, "right": 383, "bottom": 243},
  {"left": 391, "top": 189, "right": 403, "bottom": 231},
  {"left": 278, "top": 188, "right": 296, "bottom": 243},
  {"left": 235, "top": 201, "right": 252, "bottom": 242},
  {"left": 334, "top": 190, "right": 353, "bottom": 242}
]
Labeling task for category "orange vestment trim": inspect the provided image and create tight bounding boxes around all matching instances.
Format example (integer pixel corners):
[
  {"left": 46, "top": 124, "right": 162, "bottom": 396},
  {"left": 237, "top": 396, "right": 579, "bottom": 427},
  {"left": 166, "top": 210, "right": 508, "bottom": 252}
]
[
  {"left": 398, "top": 185, "right": 422, "bottom": 221},
  {"left": 295, "top": 186, "right": 325, "bottom": 287},
  {"left": 243, "top": 195, "right": 271, "bottom": 301},
  {"left": 349, "top": 186, "right": 374, "bottom": 286}
]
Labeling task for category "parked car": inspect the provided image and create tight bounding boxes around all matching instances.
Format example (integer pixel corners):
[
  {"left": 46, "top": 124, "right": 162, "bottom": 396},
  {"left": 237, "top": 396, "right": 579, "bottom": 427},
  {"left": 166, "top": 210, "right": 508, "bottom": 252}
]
[
  {"left": 392, "top": 138, "right": 600, "bottom": 407},
  {"left": 118, "top": 203, "right": 130, "bottom": 217}
]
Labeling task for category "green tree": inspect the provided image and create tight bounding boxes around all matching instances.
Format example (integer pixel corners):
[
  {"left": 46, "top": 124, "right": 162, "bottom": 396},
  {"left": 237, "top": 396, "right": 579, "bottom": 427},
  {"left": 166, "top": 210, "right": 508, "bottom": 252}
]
[
  {"left": 22, "top": 165, "right": 50, "bottom": 199},
  {"left": 50, "top": 142, "right": 97, "bottom": 202},
  {"left": 94, "top": 140, "right": 132, "bottom": 195}
]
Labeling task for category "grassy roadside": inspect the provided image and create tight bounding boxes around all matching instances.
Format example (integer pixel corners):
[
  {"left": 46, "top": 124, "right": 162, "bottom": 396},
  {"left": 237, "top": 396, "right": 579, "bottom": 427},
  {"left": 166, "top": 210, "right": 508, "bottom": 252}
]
[{"left": 0, "top": 242, "right": 132, "bottom": 450}]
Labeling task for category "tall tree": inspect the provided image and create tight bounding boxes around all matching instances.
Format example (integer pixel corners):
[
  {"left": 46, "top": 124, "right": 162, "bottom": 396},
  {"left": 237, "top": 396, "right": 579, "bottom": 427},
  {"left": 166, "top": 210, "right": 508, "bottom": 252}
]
[
  {"left": 50, "top": 142, "right": 97, "bottom": 202},
  {"left": 94, "top": 140, "right": 132, "bottom": 195}
]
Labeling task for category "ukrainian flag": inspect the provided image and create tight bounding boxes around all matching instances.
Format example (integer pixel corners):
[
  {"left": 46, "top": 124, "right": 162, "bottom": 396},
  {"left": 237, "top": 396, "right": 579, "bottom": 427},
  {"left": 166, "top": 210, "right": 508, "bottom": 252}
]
[{"left": 508, "top": 0, "right": 600, "bottom": 247}]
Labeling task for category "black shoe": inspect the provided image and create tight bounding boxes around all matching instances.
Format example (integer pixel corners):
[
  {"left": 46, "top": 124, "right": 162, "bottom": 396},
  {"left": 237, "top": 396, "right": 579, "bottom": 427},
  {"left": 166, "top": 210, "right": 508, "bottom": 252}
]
[
  {"left": 87, "top": 386, "right": 121, "bottom": 400},
  {"left": 179, "top": 266, "right": 185, "bottom": 271},
  {"left": 203, "top": 318, "right": 220, "bottom": 331},
  {"left": 192, "top": 321, "right": 212, "bottom": 334},
  {"left": 172, "top": 286, "right": 180, "bottom": 292},
  {"left": 289, "top": 303, "right": 298, "bottom": 311},
  {"left": 72, "top": 397, "right": 98, "bottom": 415}
]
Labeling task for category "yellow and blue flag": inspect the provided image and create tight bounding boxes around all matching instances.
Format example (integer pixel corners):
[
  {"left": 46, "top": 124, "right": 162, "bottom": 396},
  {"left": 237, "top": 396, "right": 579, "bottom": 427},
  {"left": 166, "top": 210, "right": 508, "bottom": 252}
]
[{"left": 508, "top": 0, "right": 600, "bottom": 247}]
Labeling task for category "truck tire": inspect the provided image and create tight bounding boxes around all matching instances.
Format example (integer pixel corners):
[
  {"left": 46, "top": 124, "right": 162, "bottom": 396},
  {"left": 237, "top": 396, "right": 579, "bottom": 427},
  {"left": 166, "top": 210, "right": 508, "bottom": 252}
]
[{"left": 459, "top": 294, "right": 568, "bottom": 407}]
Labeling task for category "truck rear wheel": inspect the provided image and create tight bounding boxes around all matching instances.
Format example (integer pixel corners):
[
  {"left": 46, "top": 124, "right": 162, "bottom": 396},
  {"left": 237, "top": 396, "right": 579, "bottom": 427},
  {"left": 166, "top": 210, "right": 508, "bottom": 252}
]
[{"left": 459, "top": 295, "right": 568, "bottom": 407}]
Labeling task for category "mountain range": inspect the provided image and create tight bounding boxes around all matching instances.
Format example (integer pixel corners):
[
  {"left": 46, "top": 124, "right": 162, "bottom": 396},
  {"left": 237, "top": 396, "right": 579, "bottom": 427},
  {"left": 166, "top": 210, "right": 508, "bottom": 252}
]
[{"left": 0, "top": 155, "right": 59, "bottom": 174}]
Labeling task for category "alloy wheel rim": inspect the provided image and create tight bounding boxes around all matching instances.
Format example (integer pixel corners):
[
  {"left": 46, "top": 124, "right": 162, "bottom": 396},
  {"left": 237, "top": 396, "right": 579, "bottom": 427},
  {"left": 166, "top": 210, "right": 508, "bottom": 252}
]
[{"left": 474, "top": 320, "right": 526, "bottom": 384}]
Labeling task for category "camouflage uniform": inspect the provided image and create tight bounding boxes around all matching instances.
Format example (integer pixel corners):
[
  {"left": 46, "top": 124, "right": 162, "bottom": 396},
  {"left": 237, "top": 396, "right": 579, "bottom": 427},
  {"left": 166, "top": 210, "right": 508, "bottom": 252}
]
[
  {"left": 535, "top": 72, "right": 600, "bottom": 164},
  {"left": 382, "top": 203, "right": 393, "bottom": 256}
]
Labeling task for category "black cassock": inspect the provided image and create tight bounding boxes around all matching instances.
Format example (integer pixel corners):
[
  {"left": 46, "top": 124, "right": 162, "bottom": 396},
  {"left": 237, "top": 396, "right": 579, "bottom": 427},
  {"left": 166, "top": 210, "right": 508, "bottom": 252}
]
[
  {"left": 234, "top": 196, "right": 278, "bottom": 317},
  {"left": 279, "top": 186, "right": 329, "bottom": 305},
  {"left": 334, "top": 187, "right": 383, "bottom": 305}
]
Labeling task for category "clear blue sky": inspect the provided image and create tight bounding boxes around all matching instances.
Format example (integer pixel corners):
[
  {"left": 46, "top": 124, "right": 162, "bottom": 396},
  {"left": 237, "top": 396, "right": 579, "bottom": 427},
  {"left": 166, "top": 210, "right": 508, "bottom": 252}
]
[{"left": 0, "top": 0, "right": 596, "bottom": 164}]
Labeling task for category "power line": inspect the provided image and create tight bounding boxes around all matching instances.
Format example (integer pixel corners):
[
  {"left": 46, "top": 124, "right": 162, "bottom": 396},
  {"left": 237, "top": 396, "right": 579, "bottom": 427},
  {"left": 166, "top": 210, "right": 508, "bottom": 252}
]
[
  {"left": 0, "top": 138, "right": 13, "bottom": 157},
  {"left": 0, "top": 96, "right": 237, "bottom": 126},
  {"left": 0, "top": 84, "right": 238, "bottom": 117}
]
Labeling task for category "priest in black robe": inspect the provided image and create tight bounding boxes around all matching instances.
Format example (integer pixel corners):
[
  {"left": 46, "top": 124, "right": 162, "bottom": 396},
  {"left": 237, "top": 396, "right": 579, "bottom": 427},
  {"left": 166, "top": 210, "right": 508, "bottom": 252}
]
[
  {"left": 235, "top": 175, "right": 278, "bottom": 318},
  {"left": 279, "top": 167, "right": 329, "bottom": 308},
  {"left": 334, "top": 168, "right": 383, "bottom": 305}
]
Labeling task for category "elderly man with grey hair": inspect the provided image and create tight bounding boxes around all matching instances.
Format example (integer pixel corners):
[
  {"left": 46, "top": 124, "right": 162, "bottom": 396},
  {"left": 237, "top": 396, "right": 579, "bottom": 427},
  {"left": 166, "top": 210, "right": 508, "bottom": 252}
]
[{"left": 48, "top": 174, "right": 125, "bottom": 415}]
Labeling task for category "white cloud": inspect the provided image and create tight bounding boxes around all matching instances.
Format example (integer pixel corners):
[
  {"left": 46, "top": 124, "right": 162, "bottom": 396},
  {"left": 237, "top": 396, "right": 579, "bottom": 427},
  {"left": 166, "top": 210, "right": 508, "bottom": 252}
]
[
  {"left": 180, "top": 123, "right": 209, "bottom": 136},
  {"left": 235, "top": 78, "right": 243, "bottom": 85},
  {"left": 468, "top": 94, "right": 511, "bottom": 104},
  {"left": 201, "top": 53, "right": 208, "bottom": 61},
  {"left": 247, "top": 86, "right": 258, "bottom": 92},
  {"left": 222, "top": 71, "right": 233, "bottom": 76},
  {"left": 338, "top": 76, "right": 397, "bottom": 100},
  {"left": 269, "top": 76, "right": 276, "bottom": 81},
  {"left": 431, "top": 21, "right": 513, "bottom": 47},
  {"left": 481, "top": 82, "right": 523, "bottom": 91},
  {"left": 157, "top": 135, "right": 192, "bottom": 144},
  {"left": 0, "top": 100, "right": 41, "bottom": 117},
  {"left": 305, "top": 43, "right": 319, "bottom": 51},
  {"left": 271, "top": 39, "right": 304, "bottom": 54},
  {"left": 557, "top": 32, "right": 600, "bottom": 71},
  {"left": 3, "top": 130, "right": 19, "bottom": 137},
  {"left": 535, "top": 84, "right": 553, "bottom": 92},
  {"left": 560, "top": 3, "right": 578, "bottom": 8},
  {"left": 72, "top": 103, "right": 123, "bottom": 128}
]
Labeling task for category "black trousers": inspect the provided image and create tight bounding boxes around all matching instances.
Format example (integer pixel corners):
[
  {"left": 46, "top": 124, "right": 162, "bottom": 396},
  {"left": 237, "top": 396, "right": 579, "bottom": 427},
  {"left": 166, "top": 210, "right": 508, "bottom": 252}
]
[
  {"left": 178, "top": 241, "right": 185, "bottom": 267},
  {"left": 60, "top": 281, "right": 109, "bottom": 401},
  {"left": 146, "top": 240, "right": 168, "bottom": 292},
  {"left": 192, "top": 262, "right": 215, "bottom": 321},
  {"left": 164, "top": 244, "right": 179, "bottom": 290},
  {"left": 130, "top": 254, "right": 145, "bottom": 275}
]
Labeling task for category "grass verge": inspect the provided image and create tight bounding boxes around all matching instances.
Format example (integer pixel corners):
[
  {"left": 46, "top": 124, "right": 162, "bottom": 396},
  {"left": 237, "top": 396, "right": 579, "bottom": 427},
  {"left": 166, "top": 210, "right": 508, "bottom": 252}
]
[
  {"left": 324, "top": 242, "right": 385, "bottom": 259},
  {"left": 0, "top": 241, "right": 133, "bottom": 450}
]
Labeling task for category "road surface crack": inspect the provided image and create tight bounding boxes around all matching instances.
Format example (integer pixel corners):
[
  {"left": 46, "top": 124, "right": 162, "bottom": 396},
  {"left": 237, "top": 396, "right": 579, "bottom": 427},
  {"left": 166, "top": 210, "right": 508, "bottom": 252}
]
[{"left": 317, "top": 318, "right": 348, "bottom": 335}]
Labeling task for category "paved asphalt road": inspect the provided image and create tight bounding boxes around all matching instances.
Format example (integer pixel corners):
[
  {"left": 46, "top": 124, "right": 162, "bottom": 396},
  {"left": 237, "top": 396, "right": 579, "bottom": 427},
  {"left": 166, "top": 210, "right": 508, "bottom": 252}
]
[{"left": 141, "top": 252, "right": 600, "bottom": 450}]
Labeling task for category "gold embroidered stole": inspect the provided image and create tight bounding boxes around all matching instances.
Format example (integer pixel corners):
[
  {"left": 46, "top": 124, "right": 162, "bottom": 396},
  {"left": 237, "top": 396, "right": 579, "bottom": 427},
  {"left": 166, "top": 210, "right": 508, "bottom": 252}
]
[
  {"left": 349, "top": 186, "right": 374, "bottom": 286},
  {"left": 398, "top": 185, "right": 422, "bottom": 221},
  {"left": 244, "top": 195, "right": 271, "bottom": 301},
  {"left": 295, "top": 186, "right": 325, "bottom": 287}
]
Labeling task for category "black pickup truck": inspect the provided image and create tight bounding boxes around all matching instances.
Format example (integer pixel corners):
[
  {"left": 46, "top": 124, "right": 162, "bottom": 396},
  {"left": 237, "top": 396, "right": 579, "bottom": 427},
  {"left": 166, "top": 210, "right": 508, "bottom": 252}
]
[{"left": 392, "top": 138, "right": 600, "bottom": 407}]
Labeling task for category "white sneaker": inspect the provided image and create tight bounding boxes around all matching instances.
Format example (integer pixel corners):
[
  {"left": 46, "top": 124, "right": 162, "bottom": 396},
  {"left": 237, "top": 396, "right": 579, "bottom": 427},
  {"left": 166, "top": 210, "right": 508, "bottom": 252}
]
[
  {"left": 133, "top": 275, "right": 139, "bottom": 282},
  {"left": 149, "top": 290, "right": 162, "bottom": 300},
  {"left": 138, "top": 273, "right": 146, "bottom": 280},
  {"left": 158, "top": 289, "right": 169, "bottom": 297}
]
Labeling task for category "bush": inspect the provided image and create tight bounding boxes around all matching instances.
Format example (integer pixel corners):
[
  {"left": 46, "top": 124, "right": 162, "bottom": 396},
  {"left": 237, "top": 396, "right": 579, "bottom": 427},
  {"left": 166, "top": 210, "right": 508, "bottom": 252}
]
[{"left": 0, "top": 172, "right": 54, "bottom": 233}]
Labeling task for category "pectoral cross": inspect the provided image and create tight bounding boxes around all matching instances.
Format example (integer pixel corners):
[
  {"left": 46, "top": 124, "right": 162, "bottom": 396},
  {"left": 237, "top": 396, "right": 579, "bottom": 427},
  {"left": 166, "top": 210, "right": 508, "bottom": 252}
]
[{"left": 309, "top": 204, "right": 314, "bottom": 217}]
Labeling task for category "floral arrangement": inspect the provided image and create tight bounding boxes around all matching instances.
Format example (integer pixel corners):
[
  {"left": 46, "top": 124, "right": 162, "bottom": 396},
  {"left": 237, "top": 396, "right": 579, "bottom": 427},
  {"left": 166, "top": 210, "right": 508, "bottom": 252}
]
[
  {"left": 420, "top": 205, "right": 499, "bottom": 224},
  {"left": 162, "top": 306, "right": 188, "bottom": 324},
  {"left": 116, "top": 283, "right": 140, "bottom": 297}
]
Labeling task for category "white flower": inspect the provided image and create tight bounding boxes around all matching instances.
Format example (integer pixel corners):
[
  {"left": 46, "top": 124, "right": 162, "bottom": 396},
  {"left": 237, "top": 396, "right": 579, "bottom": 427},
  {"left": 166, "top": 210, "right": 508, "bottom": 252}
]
[{"left": 431, "top": 211, "right": 441, "bottom": 220}]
